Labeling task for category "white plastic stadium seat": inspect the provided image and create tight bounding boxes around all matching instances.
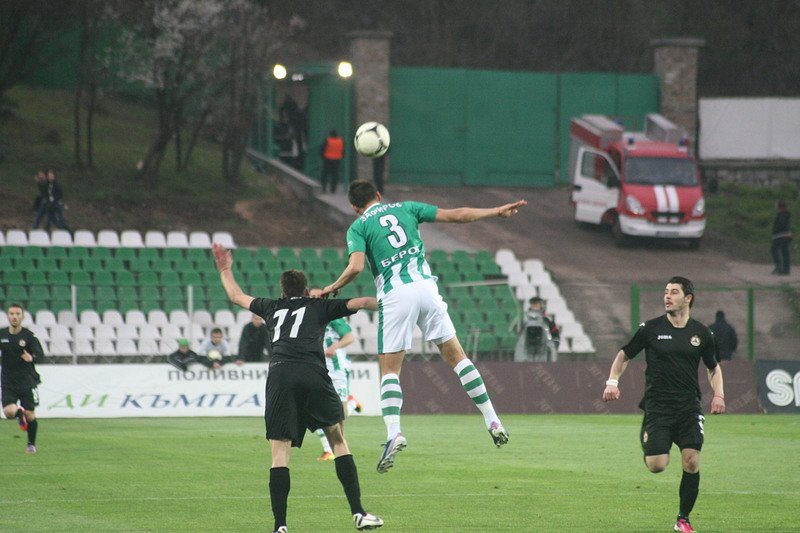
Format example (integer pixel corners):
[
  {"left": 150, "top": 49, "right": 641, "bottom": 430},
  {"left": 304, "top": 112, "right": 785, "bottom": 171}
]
[
  {"left": 49, "top": 338, "right": 73, "bottom": 357},
  {"left": 522, "top": 259, "right": 545, "bottom": 276},
  {"left": 192, "top": 310, "right": 214, "bottom": 328},
  {"left": 29, "top": 325, "right": 50, "bottom": 342},
  {"left": 530, "top": 271, "right": 553, "bottom": 287},
  {"left": 6, "top": 229, "right": 28, "bottom": 246},
  {"left": 73, "top": 324, "right": 95, "bottom": 341},
  {"left": 102, "top": 310, "right": 125, "bottom": 327},
  {"left": 183, "top": 323, "right": 205, "bottom": 344},
  {"left": 74, "top": 339, "right": 95, "bottom": 356},
  {"left": 120, "top": 230, "right": 145, "bottom": 248},
  {"left": 560, "top": 322, "right": 586, "bottom": 339},
  {"left": 494, "top": 248, "right": 516, "bottom": 266},
  {"left": 212, "top": 231, "right": 236, "bottom": 248},
  {"left": 160, "top": 324, "right": 183, "bottom": 343},
  {"left": 28, "top": 229, "right": 51, "bottom": 247},
  {"left": 0, "top": 230, "right": 5, "bottom": 246},
  {"left": 506, "top": 272, "right": 529, "bottom": 288},
  {"left": 214, "top": 310, "right": 236, "bottom": 329},
  {"left": 73, "top": 230, "right": 97, "bottom": 247},
  {"left": 35, "top": 310, "right": 57, "bottom": 327},
  {"left": 537, "top": 284, "right": 562, "bottom": 301},
  {"left": 97, "top": 229, "right": 120, "bottom": 248},
  {"left": 137, "top": 338, "right": 160, "bottom": 356},
  {"left": 49, "top": 324, "right": 73, "bottom": 341},
  {"left": 138, "top": 324, "right": 161, "bottom": 341},
  {"left": 169, "top": 310, "right": 191, "bottom": 327},
  {"left": 116, "top": 339, "right": 138, "bottom": 355},
  {"left": 144, "top": 230, "right": 167, "bottom": 248},
  {"left": 125, "top": 310, "right": 148, "bottom": 327},
  {"left": 94, "top": 324, "right": 117, "bottom": 341},
  {"left": 116, "top": 324, "right": 138, "bottom": 341},
  {"left": 147, "top": 309, "right": 169, "bottom": 327},
  {"left": 79, "top": 310, "right": 102, "bottom": 327},
  {"left": 51, "top": 229, "right": 73, "bottom": 246},
  {"left": 189, "top": 231, "right": 212, "bottom": 248},
  {"left": 57, "top": 310, "right": 78, "bottom": 327},
  {"left": 0, "top": 314, "right": 8, "bottom": 329},
  {"left": 514, "top": 285, "right": 537, "bottom": 302},
  {"left": 94, "top": 339, "right": 117, "bottom": 356},
  {"left": 158, "top": 340, "right": 175, "bottom": 356},
  {"left": 166, "top": 231, "right": 189, "bottom": 248}
]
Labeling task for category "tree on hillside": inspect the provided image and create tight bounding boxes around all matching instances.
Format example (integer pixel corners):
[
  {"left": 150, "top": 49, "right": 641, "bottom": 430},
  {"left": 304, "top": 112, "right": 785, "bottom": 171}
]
[{"left": 0, "top": 1, "right": 69, "bottom": 104}]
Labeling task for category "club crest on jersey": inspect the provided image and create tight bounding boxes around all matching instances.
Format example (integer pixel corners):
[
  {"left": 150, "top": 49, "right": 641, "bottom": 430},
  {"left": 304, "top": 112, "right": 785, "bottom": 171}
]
[
  {"left": 642, "top": 431, "right": 649, "bottom": 443},
  {"left": 19, "top": 340, "right": 26, "bottom": 348},
  {"left": 690, "top": 335, "right": 701, "bottom": 347}
]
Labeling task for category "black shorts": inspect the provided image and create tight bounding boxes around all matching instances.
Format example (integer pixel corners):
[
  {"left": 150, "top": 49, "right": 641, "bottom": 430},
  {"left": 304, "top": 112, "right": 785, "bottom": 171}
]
[
  {"left": 640, "top": 410, "right": 705, "bottom": 456},
  {"left": 1, "top": 384, "right": 39, "bottom": 411},
  {"left": 264, "top": 362, "right": 344, "bottom": 448}
]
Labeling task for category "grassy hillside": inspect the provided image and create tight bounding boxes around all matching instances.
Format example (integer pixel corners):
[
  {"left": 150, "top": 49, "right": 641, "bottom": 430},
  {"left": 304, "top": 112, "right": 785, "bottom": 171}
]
[{"left": 0, "top": 86, "right": 344, "bottom": 247}]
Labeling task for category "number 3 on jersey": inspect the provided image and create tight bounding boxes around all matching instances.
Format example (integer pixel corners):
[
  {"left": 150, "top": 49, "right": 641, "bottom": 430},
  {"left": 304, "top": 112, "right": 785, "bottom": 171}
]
[
  {"left": 379, "top": 214, "right": 407, "bottom": 248},
  {"left": 272, "top": 307, "right": 307, "bottom": 341}
]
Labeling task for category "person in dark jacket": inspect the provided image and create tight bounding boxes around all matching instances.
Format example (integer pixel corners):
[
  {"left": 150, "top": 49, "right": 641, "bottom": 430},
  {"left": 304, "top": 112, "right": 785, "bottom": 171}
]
[
  {"left": 708, "top": 310, "right": 738, "bottom": 361},
  {"left": 238, "top": 313, "right": 270, "bottom": 362},
  {"left": 771, "top": 199, "right": 791, "bottom": 275},
  {"left": 167, "top": 338, "right": 199, "bottom": 371}
]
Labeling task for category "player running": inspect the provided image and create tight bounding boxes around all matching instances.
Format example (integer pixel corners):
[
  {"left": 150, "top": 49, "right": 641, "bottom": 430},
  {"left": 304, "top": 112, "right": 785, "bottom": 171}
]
[
  {"left": 602, "top": 276, "right": 725, "bottom": 533},
  {"left": 213, "top": 244, "right": 383, "bottom": 532},
  {"left": 1, "top": 303, "right": 44, "bottom": 454},
  {"left": 322, "top": 179, "right": 526, "bottom": 473}
]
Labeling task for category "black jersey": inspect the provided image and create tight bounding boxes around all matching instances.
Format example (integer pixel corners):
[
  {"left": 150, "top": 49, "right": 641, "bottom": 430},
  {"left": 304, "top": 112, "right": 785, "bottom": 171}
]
[
  {"left": 0, "top": 327, "right": 44, "bottom": 389},
  {"left": 622, "top": 315, "right": 718, "bottom": 415},
  {"left": 250, "top": 297, "right": 355, "bottom": 368}
]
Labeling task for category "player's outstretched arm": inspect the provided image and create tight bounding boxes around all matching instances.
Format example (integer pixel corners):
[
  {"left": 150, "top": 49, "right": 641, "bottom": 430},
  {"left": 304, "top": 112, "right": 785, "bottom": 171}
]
[
  {"left": 602, "top": 349, "right": 629, "bottom": 402},
  {"left": 435, "top": 199, "right": 527, "bottom": 223},
  {"left": 322, "top": 252, "right": 366, "bottom": 297},
  {"left": 213, "top": 243, "right": 255, "bottom": 310},
  {"left": 346, "top": 297, "right": 379, "bottom": 312}
]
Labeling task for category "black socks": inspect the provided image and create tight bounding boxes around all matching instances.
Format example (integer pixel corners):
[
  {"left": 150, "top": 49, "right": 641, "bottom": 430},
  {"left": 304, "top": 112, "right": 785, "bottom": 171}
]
[{"left": 679, "top": 470, "right": 700, "bottom": 519}]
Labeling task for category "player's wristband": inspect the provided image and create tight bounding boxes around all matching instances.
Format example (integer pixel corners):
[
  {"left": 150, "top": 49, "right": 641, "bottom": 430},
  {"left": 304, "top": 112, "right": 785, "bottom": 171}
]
[{"left": 606, "top": 379, "right": 619, "bottom": 387}]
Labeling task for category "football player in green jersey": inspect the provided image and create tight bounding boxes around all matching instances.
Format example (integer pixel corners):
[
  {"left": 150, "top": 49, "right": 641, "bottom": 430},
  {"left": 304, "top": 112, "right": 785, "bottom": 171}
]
[{"left": 323, "top": 179, "right": 526, "bottom": 473}]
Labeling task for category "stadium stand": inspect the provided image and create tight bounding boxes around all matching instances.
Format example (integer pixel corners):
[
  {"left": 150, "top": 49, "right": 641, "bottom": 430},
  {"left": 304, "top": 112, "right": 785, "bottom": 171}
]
[{"left": 1, "top": 229, "right": 594, "bottom": 361}]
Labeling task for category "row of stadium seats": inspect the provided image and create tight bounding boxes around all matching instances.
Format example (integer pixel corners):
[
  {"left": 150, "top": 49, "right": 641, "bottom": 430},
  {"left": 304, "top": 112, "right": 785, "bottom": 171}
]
[{"left": 0, "top": 229, "right": 236, "bottom": 249}]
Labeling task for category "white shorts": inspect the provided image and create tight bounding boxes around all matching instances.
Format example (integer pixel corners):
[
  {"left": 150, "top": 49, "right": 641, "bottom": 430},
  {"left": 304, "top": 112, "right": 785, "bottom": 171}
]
[
  {"left": 329, "top": 369, "right": 350, "bottom": 401},
  {"left": 378, "top": 279, "right": 456, "bottom": 353}
]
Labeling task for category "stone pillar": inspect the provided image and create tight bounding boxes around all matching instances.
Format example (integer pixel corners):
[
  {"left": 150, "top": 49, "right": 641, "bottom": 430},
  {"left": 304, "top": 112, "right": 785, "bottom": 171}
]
[
  {"left": 348, "top": 30, "right": 392, "bottom": 182},
  {"left": 651, "top": 37, "right": 704, "bottom": 142}
]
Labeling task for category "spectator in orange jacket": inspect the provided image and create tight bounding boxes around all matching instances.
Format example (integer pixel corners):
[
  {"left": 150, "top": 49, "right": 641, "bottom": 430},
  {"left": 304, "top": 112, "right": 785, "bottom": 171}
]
[{"left": 320, "top": 129, "right": 345, "bottom": 193}]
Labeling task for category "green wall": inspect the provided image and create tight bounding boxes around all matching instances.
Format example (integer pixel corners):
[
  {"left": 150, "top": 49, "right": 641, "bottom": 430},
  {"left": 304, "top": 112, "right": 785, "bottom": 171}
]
[{"left": 389, "top": 67, "right": 659, "bottom": 187}]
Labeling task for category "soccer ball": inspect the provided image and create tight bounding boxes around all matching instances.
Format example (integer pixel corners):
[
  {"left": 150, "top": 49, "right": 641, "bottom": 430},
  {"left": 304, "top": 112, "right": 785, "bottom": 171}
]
[
  {"left": 207, "top": 349, "right": 222, "bottom": 361},
  {"left": 354, "top": 121, "right": 390, "bottom": 157}
]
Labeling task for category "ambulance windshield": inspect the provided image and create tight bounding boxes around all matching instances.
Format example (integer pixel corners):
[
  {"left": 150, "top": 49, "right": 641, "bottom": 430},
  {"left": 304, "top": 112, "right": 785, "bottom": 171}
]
[{"left": 625, "top": 157, "right": 697, "bottom": 186}]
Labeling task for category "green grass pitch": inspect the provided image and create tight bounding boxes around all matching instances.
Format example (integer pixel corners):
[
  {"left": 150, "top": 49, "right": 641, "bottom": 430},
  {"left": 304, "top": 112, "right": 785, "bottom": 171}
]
[{"left": 1, "top": 414, "right": 798, "bottom": 532}]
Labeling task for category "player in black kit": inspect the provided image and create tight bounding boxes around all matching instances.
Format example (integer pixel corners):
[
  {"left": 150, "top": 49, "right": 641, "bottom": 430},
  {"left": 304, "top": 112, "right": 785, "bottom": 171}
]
[
  {"left": 1, "top": 303, "right": 44, "bottom": 454},
  {"left": 212, "top": 243, "right": 383, "bottom": 533},
  {"left": 602, "top": 277, "right": 725, "bottom": 533}
]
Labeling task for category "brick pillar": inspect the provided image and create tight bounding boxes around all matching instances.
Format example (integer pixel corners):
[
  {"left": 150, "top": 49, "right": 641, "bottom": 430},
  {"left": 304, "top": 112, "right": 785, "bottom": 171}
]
[
  {"left": 651, "top": 37, "right": 704, "bottom": 142},
  {"left": 348, "top": 30, "right": 392, "bottom": 181}
]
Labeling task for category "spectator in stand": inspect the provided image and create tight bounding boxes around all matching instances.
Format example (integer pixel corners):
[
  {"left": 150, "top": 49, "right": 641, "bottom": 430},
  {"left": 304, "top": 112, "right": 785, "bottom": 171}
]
[
  {"left": 167, "top": 338, "right": 199, "bottom": 371},
  {"left": 238, "top": 314, "right": 270, "bottom": 362},
  {"left": 320, "top": 129, "right": 345, "bottom": 193},
  {"left": 198, "top": 327, "right": 242, "bottom": 369},
  {"left": 771, "top": 199, "right": 792, "bottom": 275},
  {"left": 31, "top": 168, "right": 48, "bottom": 229},
  {"left": 528, "top": 296, "right": 561, "bottom": 349},
  {"left": 708, "top": 310, "right": 738, "bottom": 361},
  {"left": 34, "top": 168, "right": 71, "bottom": 232}
]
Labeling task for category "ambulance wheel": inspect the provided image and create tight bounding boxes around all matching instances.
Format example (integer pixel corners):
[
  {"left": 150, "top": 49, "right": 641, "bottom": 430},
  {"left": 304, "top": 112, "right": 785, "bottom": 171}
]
[{"left": 612, "top": 220, "right": 631, "bottom": 247}]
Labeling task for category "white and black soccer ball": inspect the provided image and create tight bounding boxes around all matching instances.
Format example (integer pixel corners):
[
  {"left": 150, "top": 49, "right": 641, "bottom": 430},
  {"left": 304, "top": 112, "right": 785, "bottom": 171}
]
[{"left": 354, "top": 121, "right": 390, "bottom": 158}]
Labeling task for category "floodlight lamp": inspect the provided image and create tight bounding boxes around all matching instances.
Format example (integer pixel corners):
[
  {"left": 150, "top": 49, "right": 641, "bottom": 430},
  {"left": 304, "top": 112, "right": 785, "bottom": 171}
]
[
  {"left": 338, "top": 61, "right": 353, "bottom": 78},
  {"left": 273, "top": 64, "right": 287, "bottom": 80}
]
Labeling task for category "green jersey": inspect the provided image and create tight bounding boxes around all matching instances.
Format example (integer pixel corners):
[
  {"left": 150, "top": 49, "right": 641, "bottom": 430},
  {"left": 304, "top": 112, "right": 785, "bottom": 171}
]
[
  {"left": 324, "top": 318, "right": 352, "bottom": 373},
  {"left": 346, "top": 201, "right": 438, "bottom": 297}
]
